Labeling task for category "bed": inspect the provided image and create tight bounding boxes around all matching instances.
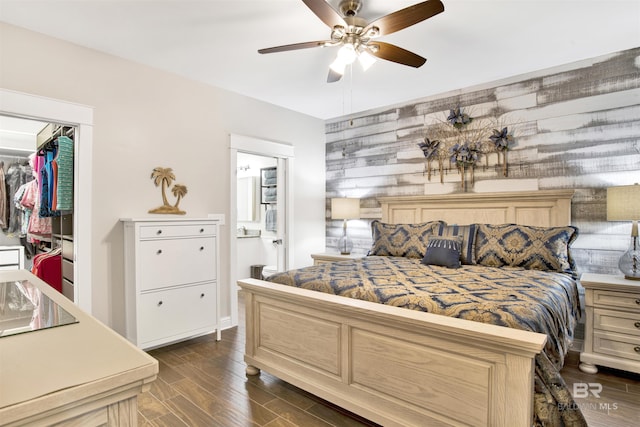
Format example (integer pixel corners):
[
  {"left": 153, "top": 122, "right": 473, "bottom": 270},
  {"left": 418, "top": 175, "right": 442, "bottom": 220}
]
[{"left": 238, "top": 190, "right": 585, "bottom": 427}]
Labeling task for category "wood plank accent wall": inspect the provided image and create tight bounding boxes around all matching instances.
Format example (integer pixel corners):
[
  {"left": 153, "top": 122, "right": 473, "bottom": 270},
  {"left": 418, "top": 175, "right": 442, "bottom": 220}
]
[{"left": 325, "top": 48, "right": 640, "bottom": 275}]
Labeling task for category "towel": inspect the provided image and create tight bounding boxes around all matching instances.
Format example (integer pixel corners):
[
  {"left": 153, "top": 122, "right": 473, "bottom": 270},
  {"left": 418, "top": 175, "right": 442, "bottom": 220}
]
[{"left": 265, "top": 208, "right": 277, "bottom": 232}]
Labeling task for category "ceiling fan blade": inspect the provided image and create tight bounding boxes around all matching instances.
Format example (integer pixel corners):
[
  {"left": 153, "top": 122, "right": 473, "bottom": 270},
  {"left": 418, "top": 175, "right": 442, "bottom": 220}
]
[
  {"left": 369, "top": 41, "right": 426, "bottom": 68},
  {"left": 302, "top": 0, "right": 347, "bottom": 28},
  {"left": 258, "top": 40, "right": 331, "bottom": 54},
  {"left": 327, "top": 69, "right": 343, "bottom": 83},
  {"left": 364, "top": 0, "right": 444, "bottom": 37}
]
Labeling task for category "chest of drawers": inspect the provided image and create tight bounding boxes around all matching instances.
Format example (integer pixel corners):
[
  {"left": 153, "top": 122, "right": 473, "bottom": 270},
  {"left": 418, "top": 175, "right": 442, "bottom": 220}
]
[
  {"left": 579, "top": 273, "right": 640, "bottom": 374},
  {"left": 0, "top": 246, "right": 24, "bottom": 270},
  {"left": 122, "top": 218, "right": 222, "bottom": 349}
]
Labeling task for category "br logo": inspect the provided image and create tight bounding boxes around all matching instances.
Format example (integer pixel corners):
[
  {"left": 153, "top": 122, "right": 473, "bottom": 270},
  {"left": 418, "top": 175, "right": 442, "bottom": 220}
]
[{"left": 573, "top": 382, "right": 602, "bottom": 398}]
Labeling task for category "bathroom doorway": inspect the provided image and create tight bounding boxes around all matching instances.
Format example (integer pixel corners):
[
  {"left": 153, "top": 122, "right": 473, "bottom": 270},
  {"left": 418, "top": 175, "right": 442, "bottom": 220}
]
[{"left": 228, "top": 134, "right": 294, "bottom": 328}]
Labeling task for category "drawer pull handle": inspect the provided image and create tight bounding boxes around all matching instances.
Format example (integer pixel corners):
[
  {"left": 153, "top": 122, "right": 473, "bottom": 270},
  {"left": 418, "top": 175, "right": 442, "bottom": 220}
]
[
  {"left": 157, "top": 249, "right": 162, "bottom": 255},
  {"left": 636, "top": 299, "right": 640, "bottom": 305},
  {"left": 200, "top": 228, "right": 204, "bottom": 233},
  {"left": 200, "top": 293, "right": 205, "bottom": 298},
  {"left": 636, "top": 322, "right": 640, "bottom": 329},
  {"left": 200, "top": 246, "right": 204, "bottom": 251},
  {"left": 157, "top": 301, "right": 163, "bottom": 306},
  {"left": 156, "top": 229, "right": 162, "bottom": 235},
  {"left": 635, "top": 347, "right": 640, "bottom": 353}
]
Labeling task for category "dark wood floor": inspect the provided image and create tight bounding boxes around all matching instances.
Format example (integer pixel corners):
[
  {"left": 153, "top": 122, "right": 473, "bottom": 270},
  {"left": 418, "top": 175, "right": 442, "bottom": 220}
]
[{"left": 138, "top": 297, "right": 640, "bottom": 426}]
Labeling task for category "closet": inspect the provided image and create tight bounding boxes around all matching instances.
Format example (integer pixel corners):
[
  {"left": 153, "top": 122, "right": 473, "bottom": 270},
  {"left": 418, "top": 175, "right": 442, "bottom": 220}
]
[
  {"left": 0, "top": 117, "right": 76, "bottom": 299},
  {"left": 31, "top": 124, "right": 75, "bottom": 299}
]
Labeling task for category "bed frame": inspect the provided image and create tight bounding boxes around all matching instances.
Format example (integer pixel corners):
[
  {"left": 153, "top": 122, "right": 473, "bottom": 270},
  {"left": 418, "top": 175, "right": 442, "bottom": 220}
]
[{"left": 238, "top": 189, "right": 575, "bottom": 427}]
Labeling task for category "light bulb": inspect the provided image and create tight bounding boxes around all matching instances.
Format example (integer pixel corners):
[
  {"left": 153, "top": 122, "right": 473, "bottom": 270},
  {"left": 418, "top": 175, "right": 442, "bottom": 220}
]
[
  {"left": 329, "top": 57, "right": 346, "bottom": 75},
  {"left": 358, "top": 50, "right": 376, "bottom": 71},
  {"left": 337, "top": 44, "right": 357, "bottom": 65}
]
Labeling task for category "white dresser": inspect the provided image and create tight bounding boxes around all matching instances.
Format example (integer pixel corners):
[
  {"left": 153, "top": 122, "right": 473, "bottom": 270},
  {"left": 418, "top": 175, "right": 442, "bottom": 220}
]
[
  {"left": 0, "top": 245, "right": 25, "bottom": 270},
  {"left": 121, "top": 217, "right": 223, "bottom": 349},
  {"left": 579, "top": 272, "right": 640, "bottom": 374}
]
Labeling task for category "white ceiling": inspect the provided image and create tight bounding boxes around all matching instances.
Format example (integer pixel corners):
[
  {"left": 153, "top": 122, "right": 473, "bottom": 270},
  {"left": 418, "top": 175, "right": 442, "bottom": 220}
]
[{"left": 1, "top": 0, "right": 639, "bottom": 120}]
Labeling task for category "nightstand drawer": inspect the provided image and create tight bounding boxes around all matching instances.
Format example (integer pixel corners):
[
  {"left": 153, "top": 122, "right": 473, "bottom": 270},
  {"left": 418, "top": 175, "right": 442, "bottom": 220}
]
[
  {"left": 593, "top": 331, "right": 640, "bottom": 361},
  {"left": 594, "top": 308, "right": 640, "bottom": 336},
  {"left": 593, "top": 289, "right": 640, "bottom": 311}
]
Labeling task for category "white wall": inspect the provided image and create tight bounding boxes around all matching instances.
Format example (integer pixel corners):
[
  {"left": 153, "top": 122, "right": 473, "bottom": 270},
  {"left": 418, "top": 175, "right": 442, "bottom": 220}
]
[{"left": 0, "top": 22, "right": 326, "bottom": 331}]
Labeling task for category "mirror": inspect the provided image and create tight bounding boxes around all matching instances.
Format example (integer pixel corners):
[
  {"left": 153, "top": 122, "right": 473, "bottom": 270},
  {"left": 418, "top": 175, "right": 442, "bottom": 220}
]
[
  {"left": 0, "top": 280, "right": 78, "bottom": 337},
  {"left": 237, "top": 176, "right": 258, "bottom": 221}
]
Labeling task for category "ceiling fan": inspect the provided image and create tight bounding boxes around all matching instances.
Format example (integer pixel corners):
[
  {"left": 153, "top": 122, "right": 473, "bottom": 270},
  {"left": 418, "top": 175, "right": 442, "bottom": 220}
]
[{"left": 258, "top": 0, "right": 445, "bottom": 83}]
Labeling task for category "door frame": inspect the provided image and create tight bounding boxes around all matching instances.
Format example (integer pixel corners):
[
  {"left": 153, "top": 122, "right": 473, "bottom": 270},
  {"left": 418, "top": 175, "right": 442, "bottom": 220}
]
[
  {"left": 0, "top": 88, "right": 93, "bottom": 313},
  {"left": 229, "top": 134, "right": 294, "bottom": 328}
]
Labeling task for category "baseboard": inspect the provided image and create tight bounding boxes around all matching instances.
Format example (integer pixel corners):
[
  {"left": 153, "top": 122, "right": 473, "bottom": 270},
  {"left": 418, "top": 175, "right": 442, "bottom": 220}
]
[{"left": 220, "top": 316, "right": 235, "bottom": 331}]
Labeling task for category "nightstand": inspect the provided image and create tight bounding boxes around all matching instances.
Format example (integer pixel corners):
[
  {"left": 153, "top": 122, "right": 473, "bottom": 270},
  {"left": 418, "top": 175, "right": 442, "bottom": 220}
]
[
  {"left": 311, "top": 252, "right": 365, "bottom": 265},
  {"left": 579, "top": 272, "right": 640, "bottom": 374}
]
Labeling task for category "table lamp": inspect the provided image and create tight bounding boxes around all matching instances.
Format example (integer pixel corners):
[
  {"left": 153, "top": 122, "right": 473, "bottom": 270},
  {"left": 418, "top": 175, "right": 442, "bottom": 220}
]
[
  {"left": 607, "top": 183, "right": 640, "bottom": 280},
  {"left": 331, "top": 197, "right": 360, "bottom": 255}
]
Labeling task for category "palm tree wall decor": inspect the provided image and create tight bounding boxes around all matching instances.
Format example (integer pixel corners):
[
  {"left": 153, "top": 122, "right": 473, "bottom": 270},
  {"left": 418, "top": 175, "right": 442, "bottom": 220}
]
[{"left": 149, "top": 167, "right": 188, "bottom": 215}]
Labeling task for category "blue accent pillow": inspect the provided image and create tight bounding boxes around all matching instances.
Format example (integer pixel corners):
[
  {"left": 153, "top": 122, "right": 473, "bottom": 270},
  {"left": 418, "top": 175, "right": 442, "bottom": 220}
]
[
  {"left": 439, "top": 224, "right": 477, "bottom": 265},
  {"left": 421, "top": 236, "right": 462, "bottom": 269}
]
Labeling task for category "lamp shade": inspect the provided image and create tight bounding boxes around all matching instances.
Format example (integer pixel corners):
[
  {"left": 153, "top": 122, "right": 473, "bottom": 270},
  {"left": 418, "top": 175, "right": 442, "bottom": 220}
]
[
  {"left": 331, "top": 198, "right": 360, "bottom": 220},
  {"left": 607, "top": 184, "right": 640, "bottom": 221}
]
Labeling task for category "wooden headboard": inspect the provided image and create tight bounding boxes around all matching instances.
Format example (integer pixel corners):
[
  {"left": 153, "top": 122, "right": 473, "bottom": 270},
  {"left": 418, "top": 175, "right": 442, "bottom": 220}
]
[{"left": 379, "top": 190, "right": 574, "bottom": 227}]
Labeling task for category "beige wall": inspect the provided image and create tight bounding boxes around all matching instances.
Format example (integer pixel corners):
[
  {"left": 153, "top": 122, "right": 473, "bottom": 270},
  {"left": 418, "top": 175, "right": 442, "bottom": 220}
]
[{"left": 0, "top": 23, "right": 326, "bottom": 330}]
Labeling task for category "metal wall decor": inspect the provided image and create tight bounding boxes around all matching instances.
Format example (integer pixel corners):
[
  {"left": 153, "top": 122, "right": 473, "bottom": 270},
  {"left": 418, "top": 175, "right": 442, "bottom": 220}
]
[
  {"left": 148, "top": 167, "right": 188, "bottom": 215},
  {"left": 419, "top": 106, "right": 516, "bottom": 191}
]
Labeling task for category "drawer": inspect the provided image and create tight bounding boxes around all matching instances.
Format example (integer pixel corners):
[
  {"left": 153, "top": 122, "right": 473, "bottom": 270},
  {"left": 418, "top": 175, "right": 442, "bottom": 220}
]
[
  {"left": 62, "top": 259, "right": 74, "bottom": 282},
  {"left": 139, "top": 237, "right": 216, "bottom": 291},
  {"left": 62, "top": 279, "right": 74, "bottom": 301},
  {"left": 593, "top": 289, "right": 640, "bottom": 312},
  {"left": 140, "top": 224, "right": 216, "bottom": 239},
  {"left": 138, "top": 283, "right": 217, "bottom": 345},
  {"left": 0, "top": 249, "right": 20, "bottom": 265},
  {"left": 61, "top": 239, "right": 74, "bottom": 261},
  {"left": 593, "top": 331, "right": 640, "bottom": 362},
  {"left": 594, "top": 308, "right": 640, "bottom": 336}
]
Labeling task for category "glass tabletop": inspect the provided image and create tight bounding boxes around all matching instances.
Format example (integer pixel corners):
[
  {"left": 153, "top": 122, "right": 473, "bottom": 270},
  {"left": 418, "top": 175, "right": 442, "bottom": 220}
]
[{"left": 0, "top": 280, "right": 78, "bottom": 337}]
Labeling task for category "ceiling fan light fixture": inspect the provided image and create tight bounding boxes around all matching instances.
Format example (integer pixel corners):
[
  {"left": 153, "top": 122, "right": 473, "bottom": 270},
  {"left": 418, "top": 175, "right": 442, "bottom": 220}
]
[
  {"left": 331, "top": 25, "right": 346, "bottom": 39},
  {"left": 329, "top": 56, "right": 347, "bottom": 75},
  {"left": 358, "top": 49, "right": 376, "bottom": 71},
  {"left": 362, "top": 26, "right": 379, "bottom": 39},
  {"left": 336, "top": 43, "right": 357, "bottom": 65}
]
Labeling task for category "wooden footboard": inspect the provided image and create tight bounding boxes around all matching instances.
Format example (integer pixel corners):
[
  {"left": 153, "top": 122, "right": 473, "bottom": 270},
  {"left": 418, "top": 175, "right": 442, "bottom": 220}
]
[{"left": 239, "top": 278, "right": 547, "bottom": 427}]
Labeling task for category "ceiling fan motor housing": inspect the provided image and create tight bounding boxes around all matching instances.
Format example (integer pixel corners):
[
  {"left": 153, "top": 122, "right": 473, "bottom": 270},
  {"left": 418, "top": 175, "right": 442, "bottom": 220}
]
[{"left": 339, "top": 0, "right": 362, "bottom": 17}]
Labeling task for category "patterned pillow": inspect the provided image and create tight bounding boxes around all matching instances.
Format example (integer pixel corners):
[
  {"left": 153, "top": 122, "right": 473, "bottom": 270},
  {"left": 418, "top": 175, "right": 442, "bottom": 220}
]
[
  {"left": 439, "top": 224, "right": 477, "bottom": 264},
  {"left": 421, "top": 236, "right": 463, "bottom": 268},
  {"left": 369, "top": 220, "right": 445, "bottom": 258},
  {"left": 475, "top": 223, "right": 579, "bottom": 276}
]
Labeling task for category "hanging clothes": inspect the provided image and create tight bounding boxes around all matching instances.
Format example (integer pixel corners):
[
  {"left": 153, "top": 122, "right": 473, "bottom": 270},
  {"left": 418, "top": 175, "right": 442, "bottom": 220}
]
[
  {"left": 6, "top": 161, "right": 34, "bottom": 236},
  {"left": 0, "top": 162, "right": 7, "bottom": 230},
  {"left": 39, "top": 148, "right": 60, "bottom": 218},
  {"left": 31, "top": 248, "right": 62, "bottom": 293},
  {"left": 54, "top": 136, "right": 73, "bottom": 211},
  {"left": 21, "top": 173, "right": 52, "bottom": 243}
]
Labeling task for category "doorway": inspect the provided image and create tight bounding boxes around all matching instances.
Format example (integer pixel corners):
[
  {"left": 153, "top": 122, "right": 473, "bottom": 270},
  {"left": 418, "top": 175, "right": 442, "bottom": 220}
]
[
  {"left": 0, "top": 116, "right": 75, "bottom": 295},
  {"left": 228, "top": 134, "right": 294, "bottom": 328},
  {"left": 0, "top": 89, "right": 93, "bottom": 313}
]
